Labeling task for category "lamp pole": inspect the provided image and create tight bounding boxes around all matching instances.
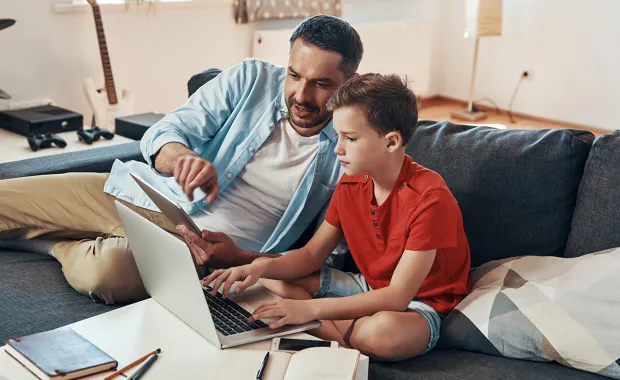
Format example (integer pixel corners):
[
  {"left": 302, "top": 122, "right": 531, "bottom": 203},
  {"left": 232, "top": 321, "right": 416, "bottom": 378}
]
[{"left": 467, "top": 37, "right": 480, "bottom": 113}]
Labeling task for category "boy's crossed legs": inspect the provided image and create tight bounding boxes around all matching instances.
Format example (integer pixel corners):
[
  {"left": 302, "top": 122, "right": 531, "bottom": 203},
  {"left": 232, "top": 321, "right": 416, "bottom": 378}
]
[{"left": 259, "top": 266, "right": 441, "bottom": 361}]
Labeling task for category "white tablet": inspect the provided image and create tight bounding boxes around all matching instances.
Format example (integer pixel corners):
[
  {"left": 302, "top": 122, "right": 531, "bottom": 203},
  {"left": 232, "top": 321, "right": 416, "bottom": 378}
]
[{"left": 129, "top": 172, "right": 202, "bottom": 236}]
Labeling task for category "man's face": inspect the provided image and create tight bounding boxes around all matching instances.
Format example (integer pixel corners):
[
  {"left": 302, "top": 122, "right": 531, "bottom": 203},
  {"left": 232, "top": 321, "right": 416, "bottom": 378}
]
[
  {"left": 333, "top": 105, "right": 388, "bottom": 176},
  {"left": 285, "top": 39, "right": 347, "bottom": 130}
]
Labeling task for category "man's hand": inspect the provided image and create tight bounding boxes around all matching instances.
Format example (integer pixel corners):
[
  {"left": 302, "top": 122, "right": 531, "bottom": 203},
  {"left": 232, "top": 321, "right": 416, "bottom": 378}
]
[
  {"left": 202, "top": 262, "right": 267, "bottom": 299},
  {"left": 248, "top": 299, "right": 318, "bottom": 329},
  {"left": 174, "top": 155, "right": 220, "bottom": 203},
  {"left": 176, "top": 225, "right": 252, "bottom": 268}
]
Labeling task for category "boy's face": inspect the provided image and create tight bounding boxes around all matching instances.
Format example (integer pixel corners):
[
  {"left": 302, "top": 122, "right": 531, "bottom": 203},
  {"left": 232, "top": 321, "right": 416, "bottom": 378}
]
[
  {"left": 333, "top": 105, "right": 390, "bottom": 176},
  {"left": 285, "top": 39, "right": 347, "bottom": 131}
]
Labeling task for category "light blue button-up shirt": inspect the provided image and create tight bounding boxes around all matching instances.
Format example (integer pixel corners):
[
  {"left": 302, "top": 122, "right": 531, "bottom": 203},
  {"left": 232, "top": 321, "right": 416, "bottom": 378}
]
[{"left": 104, "top": 58, "right": 345, "bottom": 259}]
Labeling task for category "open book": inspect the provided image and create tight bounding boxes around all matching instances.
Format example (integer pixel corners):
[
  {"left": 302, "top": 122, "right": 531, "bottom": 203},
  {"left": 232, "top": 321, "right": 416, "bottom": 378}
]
[{"left": 212, "top": 347, "right": 361, "bottom": 380}]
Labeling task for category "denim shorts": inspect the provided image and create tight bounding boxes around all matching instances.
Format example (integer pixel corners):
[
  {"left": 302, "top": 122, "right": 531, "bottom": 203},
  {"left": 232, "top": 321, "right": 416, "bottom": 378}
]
[{"left": 313, "top": 265, "right": 442, "bottom": 355}]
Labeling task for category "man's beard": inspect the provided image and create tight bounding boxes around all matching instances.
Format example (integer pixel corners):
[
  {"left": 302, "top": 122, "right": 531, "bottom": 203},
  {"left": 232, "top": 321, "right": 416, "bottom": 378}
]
[{"left": 287, "top": 99, "right": 331, "bottom": 129}]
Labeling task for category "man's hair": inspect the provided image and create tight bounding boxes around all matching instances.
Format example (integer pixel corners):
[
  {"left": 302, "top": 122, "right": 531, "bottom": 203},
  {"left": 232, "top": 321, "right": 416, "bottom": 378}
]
[
  {"left": 289, "top": 15, "right": 363, "bottom": 77},
  {"left": 328, "top": 73, "right": 419, "bottom": 145}
]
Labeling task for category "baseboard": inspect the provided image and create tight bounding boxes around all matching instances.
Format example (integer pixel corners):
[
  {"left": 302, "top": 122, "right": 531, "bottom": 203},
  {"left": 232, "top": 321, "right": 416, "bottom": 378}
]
[{"left": 425, "top": 95, "right": 608, "bottom": 135}]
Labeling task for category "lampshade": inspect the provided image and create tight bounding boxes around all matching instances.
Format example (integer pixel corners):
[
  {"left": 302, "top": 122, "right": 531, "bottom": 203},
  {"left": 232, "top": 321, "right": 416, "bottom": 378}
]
[{"left": 464, "top": 0, "right": 502, "bottom": 38}]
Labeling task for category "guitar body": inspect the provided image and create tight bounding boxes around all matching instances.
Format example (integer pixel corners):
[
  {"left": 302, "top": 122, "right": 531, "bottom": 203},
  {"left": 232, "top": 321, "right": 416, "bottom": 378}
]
[
  {"left": 85, "top": 0, "right": 134, "bottom": 132},
  {"left": 83, "top": 77, "right": 133, "bottom": 132}
]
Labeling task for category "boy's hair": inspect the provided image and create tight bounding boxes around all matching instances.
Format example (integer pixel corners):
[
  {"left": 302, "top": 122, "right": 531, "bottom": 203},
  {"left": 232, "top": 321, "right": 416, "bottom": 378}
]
[
  {"left": 328, "top": 73, "right": 419, "bottom": 145},
  {"left": 289, "top": 15, "right": 363, "bottom": 77}
]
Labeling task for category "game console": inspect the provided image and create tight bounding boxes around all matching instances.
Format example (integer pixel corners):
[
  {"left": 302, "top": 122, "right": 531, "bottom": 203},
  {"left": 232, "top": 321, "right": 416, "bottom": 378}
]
[{"left": 0, "top": 105, "right": 83, "bottom": 136}]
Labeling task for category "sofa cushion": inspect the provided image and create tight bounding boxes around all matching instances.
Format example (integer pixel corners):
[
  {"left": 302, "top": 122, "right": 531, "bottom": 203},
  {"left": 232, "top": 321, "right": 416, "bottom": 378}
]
[
  {"left": 0, "top": 250, "right": 124, "bottom": 343},
  {"left": 438, "top": 247, "right": 620, "bottom": 379},
  {"left": 406, "top": 121, "right": 594, "bottom": 267},
  {"left": 371, "top": 349, "right": 603, "bottom": 380},
  {"left": 0, "top": 252, "right": 601, "bottom": 380},
  {"left": 565, "top": 130, "right": 620, "bottom": 257}
]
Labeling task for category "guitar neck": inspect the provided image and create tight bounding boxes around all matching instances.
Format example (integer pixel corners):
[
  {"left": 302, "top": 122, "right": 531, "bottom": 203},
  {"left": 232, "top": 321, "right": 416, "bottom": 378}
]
[{"left": 91, "top": 4, "right": 118, "bottom": 105}]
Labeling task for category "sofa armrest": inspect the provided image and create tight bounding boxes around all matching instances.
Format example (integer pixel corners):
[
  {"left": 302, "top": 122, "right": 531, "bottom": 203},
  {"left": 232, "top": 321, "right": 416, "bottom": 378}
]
[{"left": 0, "top": 141, "right": 144, "bottom": 180}]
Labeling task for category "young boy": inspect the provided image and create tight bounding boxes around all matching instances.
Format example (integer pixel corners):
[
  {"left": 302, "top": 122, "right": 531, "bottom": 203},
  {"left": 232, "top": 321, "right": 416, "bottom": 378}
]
[{"left": 202, "top": 74, "right": 471, "bottom": 361}]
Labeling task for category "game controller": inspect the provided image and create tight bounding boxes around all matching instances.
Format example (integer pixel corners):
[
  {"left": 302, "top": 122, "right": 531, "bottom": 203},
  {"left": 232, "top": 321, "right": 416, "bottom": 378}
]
[
  {"left": 77, "top": 126, "right": 115, "bottom": 145},
  {"left": 27, "top": 133, "right": 67, "bottom": 152}
]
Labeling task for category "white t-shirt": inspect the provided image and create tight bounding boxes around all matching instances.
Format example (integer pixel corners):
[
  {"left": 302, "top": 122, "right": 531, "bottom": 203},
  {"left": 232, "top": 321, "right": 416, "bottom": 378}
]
[{"left": 192, "top": 119, "right": 319, "bottom": 252}]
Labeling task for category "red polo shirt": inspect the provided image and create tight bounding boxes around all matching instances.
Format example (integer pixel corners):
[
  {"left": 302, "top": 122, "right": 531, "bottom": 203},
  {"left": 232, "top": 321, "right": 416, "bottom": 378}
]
[{"left": 325, "top": 156, "right": 471, "bottom": 315}]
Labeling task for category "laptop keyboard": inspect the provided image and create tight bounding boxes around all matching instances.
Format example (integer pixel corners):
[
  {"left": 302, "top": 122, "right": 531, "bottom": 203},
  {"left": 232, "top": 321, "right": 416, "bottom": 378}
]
[{"left": 204, "top": 286, "right": 269, "bottom": 336}]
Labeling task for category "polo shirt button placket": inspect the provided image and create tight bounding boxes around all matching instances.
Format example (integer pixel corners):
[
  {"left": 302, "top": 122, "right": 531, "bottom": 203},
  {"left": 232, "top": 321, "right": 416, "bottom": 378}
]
[{"left": 371, "top": 208, "right": 379, "bottom": 240}]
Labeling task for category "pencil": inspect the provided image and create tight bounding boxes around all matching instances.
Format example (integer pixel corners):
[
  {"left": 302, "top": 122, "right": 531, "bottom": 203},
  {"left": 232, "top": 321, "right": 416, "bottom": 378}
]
[
  {"left": 128, "top": 354, "right": 158, "bottom": 380},
  {"left": 103, "top": 348, "right": 161, "bottom": 380}
]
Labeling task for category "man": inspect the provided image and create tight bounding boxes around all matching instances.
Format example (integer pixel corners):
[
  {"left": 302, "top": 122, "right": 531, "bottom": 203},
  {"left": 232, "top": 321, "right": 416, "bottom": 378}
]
[{"left": 0, "top": 15, "right": 363, "bottom": 305}]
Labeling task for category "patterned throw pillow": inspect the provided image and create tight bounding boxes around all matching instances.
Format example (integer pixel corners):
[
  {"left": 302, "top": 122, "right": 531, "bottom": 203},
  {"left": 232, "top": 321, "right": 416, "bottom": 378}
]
[{"left": 440, "top": 248, "right": 620, "bottom": 379}]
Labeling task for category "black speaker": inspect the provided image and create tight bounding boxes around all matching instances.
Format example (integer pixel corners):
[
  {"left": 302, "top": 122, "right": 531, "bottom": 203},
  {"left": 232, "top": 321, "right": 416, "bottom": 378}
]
[{"left": 115, "top": 112, "right": 165, "bottom": 141}]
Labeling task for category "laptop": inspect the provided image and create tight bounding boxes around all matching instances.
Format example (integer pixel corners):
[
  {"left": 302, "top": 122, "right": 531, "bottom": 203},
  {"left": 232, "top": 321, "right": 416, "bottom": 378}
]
[{"left": 114, "top": 200, "right": 321, "bottom": 348}]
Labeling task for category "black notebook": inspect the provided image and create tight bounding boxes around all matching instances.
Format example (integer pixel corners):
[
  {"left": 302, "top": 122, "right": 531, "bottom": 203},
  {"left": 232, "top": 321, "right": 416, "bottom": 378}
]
[{"left": 5, "top": 326, "right": 117, "bottom": 379}]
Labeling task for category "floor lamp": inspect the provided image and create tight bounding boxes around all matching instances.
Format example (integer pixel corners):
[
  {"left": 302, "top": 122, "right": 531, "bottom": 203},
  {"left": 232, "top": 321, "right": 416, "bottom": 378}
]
[
  {"left": 451, "top": 0, "right": 503, "bottom": 121},
  {"left": 0, "top": 19, "right": 16, "bottom": 100}
]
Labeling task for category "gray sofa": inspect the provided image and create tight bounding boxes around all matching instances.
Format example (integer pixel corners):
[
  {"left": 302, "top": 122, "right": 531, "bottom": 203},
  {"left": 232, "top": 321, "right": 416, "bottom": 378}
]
[{"left": 1, "top": 121, "right": 619, "bottom": 380}]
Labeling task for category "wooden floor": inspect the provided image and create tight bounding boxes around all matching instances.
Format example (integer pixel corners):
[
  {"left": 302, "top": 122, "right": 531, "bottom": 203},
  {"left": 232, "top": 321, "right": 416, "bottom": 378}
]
[{"left": 418, "top": 97, "right": 608, "bottom": 137}]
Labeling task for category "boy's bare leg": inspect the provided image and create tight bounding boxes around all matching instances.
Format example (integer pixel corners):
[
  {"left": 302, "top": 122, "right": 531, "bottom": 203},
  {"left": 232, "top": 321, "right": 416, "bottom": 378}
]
[
  {"left": 336, "top": 310, "right": 431, "bottom": 361},
  {"left": 258, "top": 276, "right": 348, "bottom": 347}
]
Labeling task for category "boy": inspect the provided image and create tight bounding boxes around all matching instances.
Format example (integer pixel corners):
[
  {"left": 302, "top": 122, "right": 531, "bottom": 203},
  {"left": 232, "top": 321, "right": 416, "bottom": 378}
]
[{"left": 201, "top": 74, "right": 471, "bottom": 361}]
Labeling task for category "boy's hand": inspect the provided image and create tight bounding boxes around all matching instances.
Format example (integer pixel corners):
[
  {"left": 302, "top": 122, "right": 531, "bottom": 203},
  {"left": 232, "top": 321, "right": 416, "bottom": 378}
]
[
  {"left": 248, "top": 299, "right": 317, "bottom": 329},
  {"left": 202, "top": 262, "right": 266, "bottom": 299}
]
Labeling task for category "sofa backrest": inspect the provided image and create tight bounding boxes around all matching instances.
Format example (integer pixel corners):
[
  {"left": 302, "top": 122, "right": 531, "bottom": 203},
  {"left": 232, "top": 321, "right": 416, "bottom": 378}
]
[
  {"left": 565, "top": 130, "right": 620, "bottom": 257},
  {"left": 0, "top": 141, "right": 143, "bottom": 180},
  {"left": 406, "top": 121, "right": 594, "bottom": 267}
]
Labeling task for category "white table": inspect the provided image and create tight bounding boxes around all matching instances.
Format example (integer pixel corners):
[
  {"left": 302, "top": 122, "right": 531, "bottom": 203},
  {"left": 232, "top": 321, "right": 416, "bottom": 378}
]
[
  {"left": 0, "top": 299, "right": 368, "bottom": 379},
  {"left": 0, "top": 127, "right": 134, "bottom": 164}
]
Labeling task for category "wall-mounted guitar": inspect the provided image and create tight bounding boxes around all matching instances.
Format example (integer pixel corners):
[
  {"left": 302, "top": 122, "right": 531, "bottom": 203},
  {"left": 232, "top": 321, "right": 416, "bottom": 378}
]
[{"left": 83, "top": 0, "right": 133, "bottom": 132}]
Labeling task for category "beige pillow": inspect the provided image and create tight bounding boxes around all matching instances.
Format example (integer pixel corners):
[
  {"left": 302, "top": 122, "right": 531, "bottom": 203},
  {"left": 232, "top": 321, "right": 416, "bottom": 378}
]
[{"left": 440, "top": 247, "right": 620, "bottom": 379}]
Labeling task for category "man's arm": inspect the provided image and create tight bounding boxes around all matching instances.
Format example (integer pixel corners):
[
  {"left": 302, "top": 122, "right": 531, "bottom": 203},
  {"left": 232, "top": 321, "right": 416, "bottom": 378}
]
[
  {"left": 153, "top": 142, "right": 199, "bottom": 176},
  {"left": 140, "top": 60, "right": 251, "bottom": 174},
  {"left": 201, "top": 222, "right": 343, "bottom": 298},
  {"left": 177, "top": 222, "right": 342, "bottom": 270},
  {"left": 177, "top": 226, "right": 279, "bottom": 268},
  {"left": 310, "top": 249, "right": 437, "bottom": 320}
]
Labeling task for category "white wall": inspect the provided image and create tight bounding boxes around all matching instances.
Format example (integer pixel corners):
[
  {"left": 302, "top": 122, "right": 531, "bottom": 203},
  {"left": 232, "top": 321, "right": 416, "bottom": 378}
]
[
  {"left": 1, "top": 0, "right": 618, "bottom": 130},
  {"left": 0, "top": 0, "right": 425, "bottom": 119},
  {"left": 435, "top": 0, "right": 620, "bottom": 130},
  {"left": 0, "top": 0, "right": 254, "bottom": 118}
]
